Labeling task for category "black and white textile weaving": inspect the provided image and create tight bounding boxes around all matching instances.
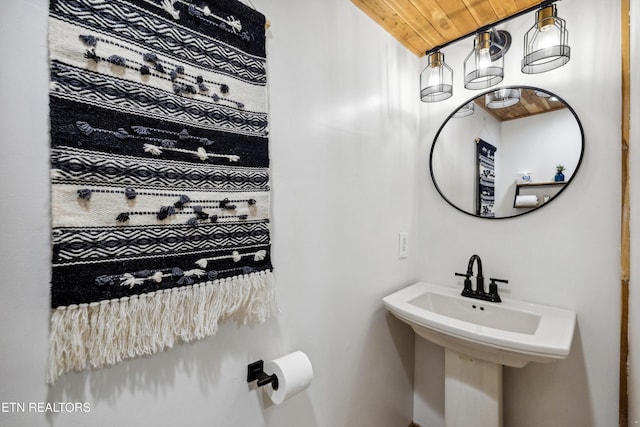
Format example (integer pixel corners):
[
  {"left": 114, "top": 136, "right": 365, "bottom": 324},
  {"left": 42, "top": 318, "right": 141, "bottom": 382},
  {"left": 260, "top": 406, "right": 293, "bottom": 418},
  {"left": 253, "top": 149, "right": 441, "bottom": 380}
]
[
  {"left": 48, "top": 0, "right": 275, "bottom": 383},
  {"left": 476, "top": 139, "right": 496, "bottom": 218}
]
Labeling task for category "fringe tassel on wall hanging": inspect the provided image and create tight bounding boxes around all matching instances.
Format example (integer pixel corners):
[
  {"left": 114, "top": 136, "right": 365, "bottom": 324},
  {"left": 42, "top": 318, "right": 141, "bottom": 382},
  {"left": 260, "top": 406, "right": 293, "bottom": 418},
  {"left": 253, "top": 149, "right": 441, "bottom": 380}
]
[{"left": 48, "top": 271, "right": 276, "bottom": 383}]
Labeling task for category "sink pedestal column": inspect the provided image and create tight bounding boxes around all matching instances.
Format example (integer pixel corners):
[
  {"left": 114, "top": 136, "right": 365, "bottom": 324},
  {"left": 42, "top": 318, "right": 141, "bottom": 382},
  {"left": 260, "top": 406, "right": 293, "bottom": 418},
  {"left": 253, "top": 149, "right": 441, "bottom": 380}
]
[{"left": 444, "top": 349, "right": 503, "bottom": 427}]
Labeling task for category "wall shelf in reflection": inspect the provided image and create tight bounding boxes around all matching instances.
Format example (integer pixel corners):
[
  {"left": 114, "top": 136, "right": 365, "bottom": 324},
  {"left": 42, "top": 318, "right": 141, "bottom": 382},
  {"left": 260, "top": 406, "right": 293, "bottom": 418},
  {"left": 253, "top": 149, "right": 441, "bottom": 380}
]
[{"left": 514, "top": 181, "right": 566, "bottom": 208}]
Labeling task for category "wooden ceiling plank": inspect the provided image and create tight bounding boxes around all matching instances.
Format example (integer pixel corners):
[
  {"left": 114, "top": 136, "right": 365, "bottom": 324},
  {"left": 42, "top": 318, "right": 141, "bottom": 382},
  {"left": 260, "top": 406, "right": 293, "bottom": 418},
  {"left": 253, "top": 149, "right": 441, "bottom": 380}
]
[
  {"left": 506, "top": 105, "right": 527, "bottom": 120},
  {"left": 429, "top": 0, "right": 481, "bottom": 41},
  {"left": 520, "top": 87, "right": 537, "bottom": 104},
  {"left": 522, "top": 100, "right": 542, "bottom": 114},
  {"left": 475, "top": 89, "right": 567, "bottom": 122},
  {"left": 521, "top": 90, "right": 547, "bottom": 114},
  {"left": 381, "top": 0, "right": 448, "bottom": 51},
  {"left": 513, "top": 0, "right": 541, "bottom": 10},
  {"left": 461, "top": 0, "right": 499, "bottom": 28},
  {"left": 351, "top": 0, "right": 426, "bottom": 55},
  {"left": 485, "top": 0, "right": 521, "bottom": 20},
  {"left": 406, "top": 0, "right": 469, "bottom": 45},
  {"left": 351, "top": 0, "right": 548, "bottom": 57}
]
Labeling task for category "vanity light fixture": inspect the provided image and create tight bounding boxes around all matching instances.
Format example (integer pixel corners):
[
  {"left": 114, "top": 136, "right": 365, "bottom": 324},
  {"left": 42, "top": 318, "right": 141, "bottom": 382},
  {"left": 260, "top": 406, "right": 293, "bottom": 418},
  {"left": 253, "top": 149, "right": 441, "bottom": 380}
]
[
  {"left": 522, "top": 4, "right": 570, "bottom": 74},
  {"left": 418, "top": 0, "right": 569, "bottom": 103},
  {"left": 486, "top": 88, "right": 521, "bottom": 109},
  {"left": 420, "top": 51, "right": 453, "bottom": 102},
  {"left": 463, "top": 30, "right": 510, "bottom": 90},
  {"left": 453, "top": 102, "right": 475, "bottom": 118}
]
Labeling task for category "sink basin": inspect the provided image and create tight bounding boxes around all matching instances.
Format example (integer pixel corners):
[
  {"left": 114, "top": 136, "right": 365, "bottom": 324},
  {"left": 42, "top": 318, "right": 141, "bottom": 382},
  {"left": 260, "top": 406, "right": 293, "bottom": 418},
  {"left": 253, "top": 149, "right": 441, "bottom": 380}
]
[{"left": 383, "top": 282, "right": 576, "bottom": 367}]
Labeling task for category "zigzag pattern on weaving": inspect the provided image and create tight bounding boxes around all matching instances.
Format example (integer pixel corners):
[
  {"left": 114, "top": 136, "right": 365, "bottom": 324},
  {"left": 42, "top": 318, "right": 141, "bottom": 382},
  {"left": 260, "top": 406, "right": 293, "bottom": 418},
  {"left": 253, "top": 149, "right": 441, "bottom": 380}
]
[
  {"left": 51, "top": 0, "right": 266, "bottom": 84},
  {"left": 53, "top": 221, "right": 271, "bottom": 263},
  {"left": 51, "top": 147, "right": 270, "bottom": 190},
  {"left": 50, "top": 62, "right": 268, "bottom": 136}
]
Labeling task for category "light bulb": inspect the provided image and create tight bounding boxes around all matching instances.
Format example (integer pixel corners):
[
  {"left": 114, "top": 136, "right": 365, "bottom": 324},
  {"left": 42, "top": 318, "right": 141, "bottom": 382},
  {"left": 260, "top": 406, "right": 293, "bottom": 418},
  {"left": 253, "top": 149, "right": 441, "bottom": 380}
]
[
  {"left": 427, "top": 66, "right": 442, "bottom": 87},
  {"left": 536, "top": 27, "right": 557, "bottom": 50},
  {"left": 477, "top": 48, "right": 492, "bottom": 70}
]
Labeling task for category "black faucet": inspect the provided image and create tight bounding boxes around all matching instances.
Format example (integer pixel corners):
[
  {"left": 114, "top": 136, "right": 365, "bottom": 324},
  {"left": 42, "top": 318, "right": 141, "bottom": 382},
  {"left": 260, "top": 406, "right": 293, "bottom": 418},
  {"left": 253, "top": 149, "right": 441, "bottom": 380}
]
[
  {"left": 467, "top": 254, "right": 485, "bottom": 296},
  {"left": 455, "top": 254, "right": 506, "bottom": 303}
]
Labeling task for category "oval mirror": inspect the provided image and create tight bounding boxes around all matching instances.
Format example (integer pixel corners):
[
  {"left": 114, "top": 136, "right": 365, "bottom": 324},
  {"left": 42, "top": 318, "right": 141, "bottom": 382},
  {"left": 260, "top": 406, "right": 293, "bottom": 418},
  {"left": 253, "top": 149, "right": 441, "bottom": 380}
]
[{"left": 429, "top": 86, "right": 584, "bottom": 219}]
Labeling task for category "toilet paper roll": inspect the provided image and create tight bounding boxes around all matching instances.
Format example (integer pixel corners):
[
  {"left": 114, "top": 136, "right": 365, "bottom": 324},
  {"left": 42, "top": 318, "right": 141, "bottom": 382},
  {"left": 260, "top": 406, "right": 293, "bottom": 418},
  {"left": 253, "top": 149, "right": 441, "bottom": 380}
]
[
  {"left": 514, "top": 195, "right": 538, "bottom": 208},
  {"left": 265, "top": 351, "right": 313, "bottom": 404}
]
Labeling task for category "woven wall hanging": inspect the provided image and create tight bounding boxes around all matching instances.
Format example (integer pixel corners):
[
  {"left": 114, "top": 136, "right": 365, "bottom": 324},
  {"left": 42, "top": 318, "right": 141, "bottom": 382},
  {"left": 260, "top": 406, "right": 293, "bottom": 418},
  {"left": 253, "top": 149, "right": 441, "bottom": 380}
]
[
  {"left": 476, "top": 138, "right": 496, "bottom": 218},
  {"left": 47, "top": 0, "right": 275, "bottom": 383}
]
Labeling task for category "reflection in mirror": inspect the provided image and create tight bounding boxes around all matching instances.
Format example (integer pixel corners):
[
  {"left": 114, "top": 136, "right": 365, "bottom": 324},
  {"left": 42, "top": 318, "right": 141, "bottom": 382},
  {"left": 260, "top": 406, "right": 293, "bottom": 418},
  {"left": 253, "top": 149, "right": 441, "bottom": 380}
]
[{"left": 430, "top": 86, "right": 584, "bottom": 219}]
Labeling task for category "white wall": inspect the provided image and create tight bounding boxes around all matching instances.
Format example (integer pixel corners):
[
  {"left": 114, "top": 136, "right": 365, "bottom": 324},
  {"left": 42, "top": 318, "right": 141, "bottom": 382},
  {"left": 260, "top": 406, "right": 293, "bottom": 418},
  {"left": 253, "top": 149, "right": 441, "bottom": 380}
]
[
  {"left": 431, "top": 105, "right": 500, "bottom": 215},
  {"left": 501, "top": 108, "right": 581, "bottom": 184},
  {"left": 0, "top": 1, "right": 420, "bottom": 426},
  {"left": 414, "top": 0, "right": 623, "bottom": 426},
  {"left": 497, "top": 109, "right": 582, "bottom": 216}
]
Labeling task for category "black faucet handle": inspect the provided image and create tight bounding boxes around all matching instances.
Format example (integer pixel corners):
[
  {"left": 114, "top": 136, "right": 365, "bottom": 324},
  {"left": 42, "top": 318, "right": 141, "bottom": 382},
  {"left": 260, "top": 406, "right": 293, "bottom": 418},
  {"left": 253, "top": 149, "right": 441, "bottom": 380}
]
[
  {"left": 455, "top": 272, "right": 475, "bottom": 297},
  {"left": 487, "top": 278, "right": 508, "bottom": 303}
]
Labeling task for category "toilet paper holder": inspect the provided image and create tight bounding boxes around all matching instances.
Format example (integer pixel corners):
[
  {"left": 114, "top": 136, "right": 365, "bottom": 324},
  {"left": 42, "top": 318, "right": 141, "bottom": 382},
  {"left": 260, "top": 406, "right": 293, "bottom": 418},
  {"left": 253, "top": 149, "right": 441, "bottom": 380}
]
[{"left": 247, "top": 360, "right": 279, "bottom": 390}]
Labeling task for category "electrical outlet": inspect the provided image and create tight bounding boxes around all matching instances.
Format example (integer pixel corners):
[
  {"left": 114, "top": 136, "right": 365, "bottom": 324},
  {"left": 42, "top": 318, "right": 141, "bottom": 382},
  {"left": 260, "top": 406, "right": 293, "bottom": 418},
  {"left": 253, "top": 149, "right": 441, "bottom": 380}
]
[{"left": 398, "top": 232, "right": 409, "bottom": 259}]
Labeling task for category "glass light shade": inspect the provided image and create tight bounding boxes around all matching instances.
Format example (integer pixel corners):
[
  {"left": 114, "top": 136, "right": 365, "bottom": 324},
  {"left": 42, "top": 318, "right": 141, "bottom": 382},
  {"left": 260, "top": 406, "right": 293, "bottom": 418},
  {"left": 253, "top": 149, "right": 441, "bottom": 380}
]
[
  {"left": 420, "top": 52, "right": 453, "bottom": 102},
  {"left": 485, "top": 88, "right": 521, "bottom": 109},
  {"left": 464, "top": 31, "right": 504, "bottom": 90},
  {"left": 534, "top": 90, "right": 559, "bottom": 101},
  {"left": 453, "top": 102, "right": 475, "bottom": 118},
  {"left": 521, "top": 4, "right": 570, "bottom": 73}
]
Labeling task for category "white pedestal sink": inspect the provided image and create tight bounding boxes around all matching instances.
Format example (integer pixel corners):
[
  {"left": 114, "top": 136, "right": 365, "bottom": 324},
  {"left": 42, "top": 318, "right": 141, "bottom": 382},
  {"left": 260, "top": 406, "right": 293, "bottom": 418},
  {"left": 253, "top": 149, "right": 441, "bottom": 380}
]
[{"left": 383, "top": 282, "right": 576, "bottom": 427}]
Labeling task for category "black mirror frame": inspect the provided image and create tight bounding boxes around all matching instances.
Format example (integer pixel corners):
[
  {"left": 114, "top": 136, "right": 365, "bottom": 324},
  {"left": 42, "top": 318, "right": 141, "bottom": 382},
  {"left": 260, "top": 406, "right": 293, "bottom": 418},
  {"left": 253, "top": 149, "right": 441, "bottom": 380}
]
[{"left": 429, "top": 86, "right": 585, "bottom": 219}]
